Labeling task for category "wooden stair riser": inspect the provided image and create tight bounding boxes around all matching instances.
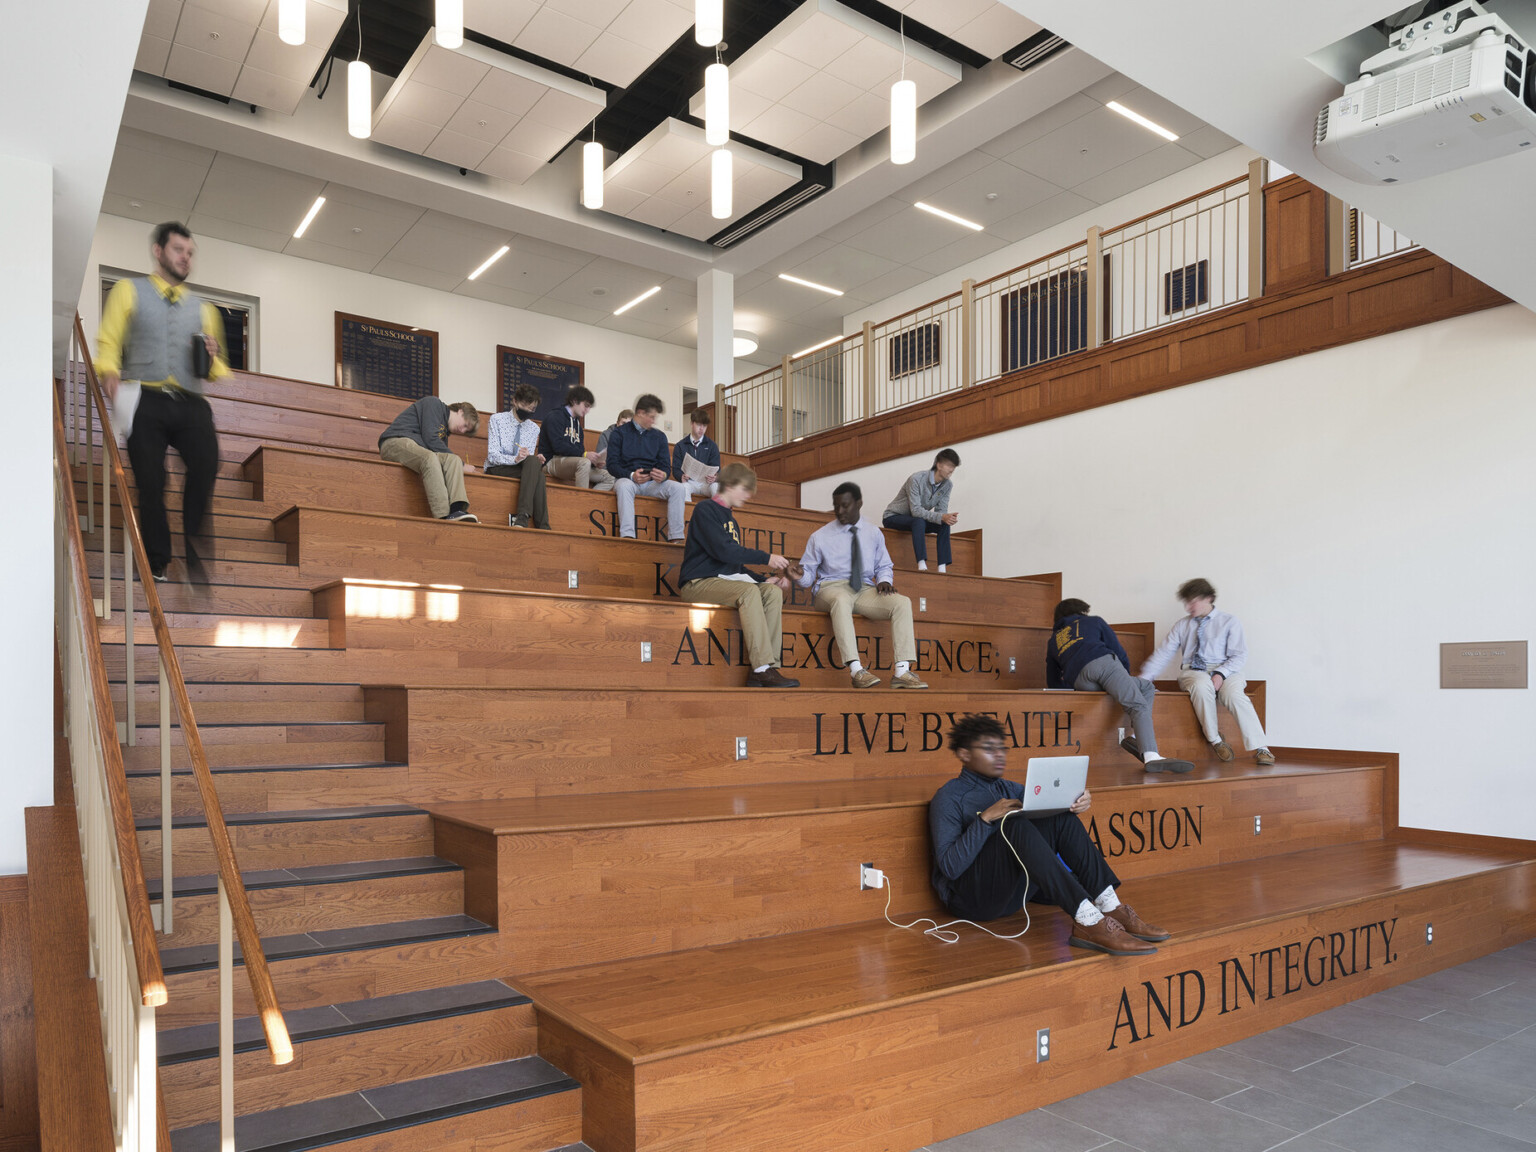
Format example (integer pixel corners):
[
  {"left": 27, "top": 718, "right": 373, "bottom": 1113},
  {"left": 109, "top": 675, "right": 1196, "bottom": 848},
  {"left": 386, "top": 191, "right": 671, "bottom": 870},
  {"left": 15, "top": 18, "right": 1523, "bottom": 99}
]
[
  {"left": 127, "top": 765, "right": 410, "bottom": 818},
  {"left": 155, "top": 870, "right": 464, "bottom": 948},
  {"left": 160, "top": 1002, "right": 537, "bottom": 1128},
  {"left": 82, "top": 527, "right": 288, "bottom": 563},
  {"left": 137, "top": 813, "right": 433, "bottom": 875},
  {"left": 250, "top": 448, "right": 977, "bottom": 574},
  {"left": 66, "top": 449, "right": 254, "bottom": 493},
  {"left": 540, "top": 864, "right": 1536, "bottom": 1152},
  {"left": 366, "top": 687, "right": 1249, "bottom": 799},
  {"left": 121, "top": 737, "right": 385, "bottom": 771},
  {"left": 100, "top": 613, "right": 331, "bottom": 648},
  {"left": 157, "top": 931, "right": 505, "bottom": 1028},
  {"left": 114, "top": 685, "right": 364, "bottom": 724},
  {"left": 87, "top": 551, "right": 306, "bottom": 591},
  {"left": 74, "top": 487, "right": 270, "bottom": 532},
  {"left": 436, "top": 768, "right": 1383, "bottom": 971},
  {"left": 278, "top": 506, "right": 1050, "bottom": 627}
]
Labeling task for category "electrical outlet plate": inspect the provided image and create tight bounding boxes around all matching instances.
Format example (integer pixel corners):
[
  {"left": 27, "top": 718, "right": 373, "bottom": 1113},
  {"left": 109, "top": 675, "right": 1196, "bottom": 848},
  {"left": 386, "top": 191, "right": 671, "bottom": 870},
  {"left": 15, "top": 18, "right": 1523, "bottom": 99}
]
[
  {"left": 1009, "top": 657, "right": 1016, "bottom": 673},
  {"left": 735, "top": 737, "right": 748, "bottom": 760},
  {"left": 1254, "top": 815, "right": 1262, "bottom": 835},
  {"left": 568, "top": 570, "right": 579, "bottom": 588},
  {"left": 919, "top": 597, "right": 927, "bottom": 612},
  {"left": 640, "top": 641, "right": 652, "bottom": 662},
  {"left": 1036, "top": 1027, "right": 1050, "bottom": 1062},
  {"left": 1426, "top": 922, "right": 1434, "bottom": 943},
  {"left": 859, "top": 863, "right": 880, "bottom": 890}
]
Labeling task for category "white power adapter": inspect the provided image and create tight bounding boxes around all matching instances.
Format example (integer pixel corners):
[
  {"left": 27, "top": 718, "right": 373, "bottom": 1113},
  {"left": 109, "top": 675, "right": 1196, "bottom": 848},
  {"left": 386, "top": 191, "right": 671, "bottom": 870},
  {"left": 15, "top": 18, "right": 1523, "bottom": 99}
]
[{"left": 860, "top": 863, "right": 886, "bottom": 890}]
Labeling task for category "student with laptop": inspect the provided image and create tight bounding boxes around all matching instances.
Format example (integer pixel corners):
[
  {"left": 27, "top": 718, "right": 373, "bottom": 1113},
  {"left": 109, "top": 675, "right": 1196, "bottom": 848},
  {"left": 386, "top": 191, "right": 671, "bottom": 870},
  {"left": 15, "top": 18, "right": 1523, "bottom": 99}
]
[{"left": 928, "top": 714, "right": 1169, "bottom": 956}]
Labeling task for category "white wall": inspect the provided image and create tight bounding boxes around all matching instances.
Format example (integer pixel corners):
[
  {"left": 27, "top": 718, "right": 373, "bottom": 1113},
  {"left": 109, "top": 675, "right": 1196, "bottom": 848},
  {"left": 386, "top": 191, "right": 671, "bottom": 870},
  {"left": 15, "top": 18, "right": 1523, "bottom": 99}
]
[
  {"left": 804, "top": 304, "right": 1536, "bottom": 840},
  {"left": 80, "top": 214, "right": 698, "bottom": 432},
  {"left": 3, "top": 155, "right": 57, "bottom": 873}
]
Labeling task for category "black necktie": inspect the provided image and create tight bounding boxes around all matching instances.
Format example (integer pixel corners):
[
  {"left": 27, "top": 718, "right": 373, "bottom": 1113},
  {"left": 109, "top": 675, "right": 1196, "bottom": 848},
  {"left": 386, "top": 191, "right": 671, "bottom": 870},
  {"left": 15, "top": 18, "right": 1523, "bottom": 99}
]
[{"left": 849, "top": 526, "right": 863, "bottom": 593}]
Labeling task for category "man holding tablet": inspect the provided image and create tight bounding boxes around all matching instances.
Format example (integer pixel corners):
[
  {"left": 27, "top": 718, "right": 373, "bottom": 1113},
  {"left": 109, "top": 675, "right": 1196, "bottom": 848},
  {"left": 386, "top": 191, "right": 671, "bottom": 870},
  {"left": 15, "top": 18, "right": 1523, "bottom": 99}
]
[{"left": 928, "top": 714, "right": 1170, "bottom": 955}]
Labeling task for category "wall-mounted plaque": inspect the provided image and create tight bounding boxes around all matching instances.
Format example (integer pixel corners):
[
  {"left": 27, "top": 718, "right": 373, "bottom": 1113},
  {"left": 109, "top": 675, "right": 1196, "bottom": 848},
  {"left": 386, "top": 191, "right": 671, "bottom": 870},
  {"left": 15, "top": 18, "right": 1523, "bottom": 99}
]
[
  {"left": 1440, "top": 641, "right": 1527, "bottom": 689},
  {"left": 335, "top": 313, "right": 439, "bottom": 400},
  {"left": 499, "top": 345, "right": 583, "bottom": 415}
]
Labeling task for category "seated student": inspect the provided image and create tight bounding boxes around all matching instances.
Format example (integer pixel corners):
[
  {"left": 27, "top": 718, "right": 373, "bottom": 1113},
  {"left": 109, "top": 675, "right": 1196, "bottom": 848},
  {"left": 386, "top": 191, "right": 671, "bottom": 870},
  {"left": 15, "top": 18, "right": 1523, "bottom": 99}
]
[
  {"left": 930, "top": 714, "right": 1168, "bottom": 955},
  {"left": 484, "top": 383, "right": 550, "bottom": 529},
  {"left": 680, "top": 462, "right": 799, "bottom": 689},
  {"left": 595, "top": 409, "right": 632, "bottom": 460},
  {"left": 796, "top": 481, "right": 927, "bottom": 689},
  {"left": 672, "top": 409, "right": 721, "bottom": 500},
  {"left": 882, "top": 448, "right": 960, "bottom": 572},
  {"left": 538, "top": 385, "right": 613, "bottom": 492},
  {"left": 378, "top": 396, "right": 480, "bottom": 522},
  {"left": 1047, "top": 598, "right": 1195, "bottom": 774},
  {"left": 1140, "top": 578, "right": 1275, "bottom": 766},
  {"left": 609, "top": 394, "right": 687, "bottom": 541}
]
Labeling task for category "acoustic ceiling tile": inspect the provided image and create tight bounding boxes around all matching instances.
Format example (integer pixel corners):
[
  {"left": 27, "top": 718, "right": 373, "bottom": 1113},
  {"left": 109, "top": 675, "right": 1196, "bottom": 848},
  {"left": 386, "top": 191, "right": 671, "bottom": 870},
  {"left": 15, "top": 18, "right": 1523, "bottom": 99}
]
[
  {"left": 902, "top": 0, "right": 992, "bottom": 29},
  {"left": 164, "top": 43, "right": 242, "bottom": 95},
  {"left": 456, "top": 280, "right": 541, "bottom": 310},
  {"left": 477, "top": 147, "right": 545, "bottom": 184},
  {"left": 410, "top": 43, "right": 490, "bottom": 97},
  {"left": 517, "top": 6, "right": 602, "bottom": 64},
  {"left": 825, "top": 90, "right": 887, "bottom": 136},
  {"left": 423, "top": 129, "right": 496, "bottom": 169},
  {"left": 245, "top": 28, "right": 322, "bottom": 82},
  {"left": 545, "top": 0, "right": 629, "bottom": 28},
  {"left": 282, "top": 236, "right": 383, "bottom": 272},
  {"left": 595, "top": 183, "right": 647, "bottom": 215},
  {"left": 371, "top": 257, "right": 465, "bottom": 293},
  {"left": 189, "top": 0, "right": 268, "bottom": 26},
  {"left": 829, "top": 37, "right": 901, "bottom": 90},
  {"left": 527, "top": 87, "right": 607, "bottom": 133},
  {"left": 382, "top": 82, "right": 464, "bottom": 128},
  {"left": 144, "top": 0, "right": 180, "bottom": 40},
  {"left": 186, "top": 212, "right": 290, "bottom": 252},
  {"left": 741, "top": 103, "right": 819, "bottom": 148},
  {"left": 950, "top": 5, "right": 1042, "bottom": 58},
  {"left": 779, "top": 70, "right": 862, "bottom": 121},
  {"left": 774, "top": 11, "right": 864, "bottom": 72},
  {"left": 605, "top": 157, "right": 673, "bottom": 196},
  {"left": 468, "top": 69, "right": 547, "bottom": 117},
  {"left": 604, "top": 0, "right": 692, "bottom": 54},
  {"left": 372, "top": 114, "right": 440, "bottom": 155},
  {"left": 500, "top": 117, "right": 574, "bottom": 159},
  {"left": 231, "top": 66, "right": 307, "bottom": 111},
  {"left": 572, "top": 36, "right": 647, "bottom": 89},
  {"left": 462, "top": 0, "right": 539, "bottom": 46},
  {"left": 136, "top": 36, "right": 173, "bottom": 74},
  {"left": 736, "top": 51, "right": 816, "bottom": 103},
  {"left": 445, "top": 100, "right": 524, "bottom": 144},
  {"left": 173, "top": 4, "right": 257, "bottom": 62},
  {"left": 790, "top": 121, "right": 863, "bottom": 163}
]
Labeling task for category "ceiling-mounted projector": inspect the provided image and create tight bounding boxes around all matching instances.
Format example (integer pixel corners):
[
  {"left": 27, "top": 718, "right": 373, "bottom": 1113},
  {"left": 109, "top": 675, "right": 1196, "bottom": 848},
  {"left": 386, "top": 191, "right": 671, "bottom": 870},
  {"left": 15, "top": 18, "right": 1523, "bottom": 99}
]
[{"left": 1314, "top": 1, "right": 1536, "bottom": 183}]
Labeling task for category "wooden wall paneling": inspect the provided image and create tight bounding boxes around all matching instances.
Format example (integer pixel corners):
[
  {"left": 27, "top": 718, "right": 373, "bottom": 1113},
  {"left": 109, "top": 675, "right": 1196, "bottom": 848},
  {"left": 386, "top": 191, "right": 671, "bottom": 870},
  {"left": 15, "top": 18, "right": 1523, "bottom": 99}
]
[
  {"left": 1264, "top": 176, "right": 1329, "bottom": 294},
  {"left": 747, "top": 246, "right": 1506, "bottom": 486},
  {"left": 0, "top": 875, "right": 37, "bottom": 1152}
]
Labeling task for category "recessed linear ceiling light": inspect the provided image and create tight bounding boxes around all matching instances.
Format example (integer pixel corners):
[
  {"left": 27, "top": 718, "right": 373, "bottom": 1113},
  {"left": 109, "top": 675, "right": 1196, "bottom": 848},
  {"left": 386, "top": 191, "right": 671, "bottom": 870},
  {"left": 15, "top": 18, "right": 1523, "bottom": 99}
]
[
  {"left": 614, "top": 285, "right": 662, "bottom": 315},
  {"left": 293, "top": 196, "right": 326, "bottom": 238},
  {"left": 778, "top": 273, "right": 844, "bottom": 296},
  {"left": 467, "top": 244, "right": 510, "bottom": 280},
  {"left": 792, "top": 334, "right": 844, "bottom": 358},
  {"left": 913, "top": 201, "right": 983, "bottom": 231},
  {"left": 1105, "top": 100, "right": 1179, "bottom": 141}
]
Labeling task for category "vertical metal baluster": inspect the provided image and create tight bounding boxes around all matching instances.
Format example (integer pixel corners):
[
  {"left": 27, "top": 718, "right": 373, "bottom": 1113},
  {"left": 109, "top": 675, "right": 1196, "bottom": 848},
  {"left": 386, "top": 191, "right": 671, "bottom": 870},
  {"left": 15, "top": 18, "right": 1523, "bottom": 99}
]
[
  {"left": 219, "top": 877, "right": 235, "bottom": 1152},
  {"left": 125, "top": 536, "right": 135, "bottom": 745},
  {"left": 160, "top": 659, "right": 173, "bottom": 935},
  {"left": 103, "top": 447, "right": 112, "bottom": 620}
]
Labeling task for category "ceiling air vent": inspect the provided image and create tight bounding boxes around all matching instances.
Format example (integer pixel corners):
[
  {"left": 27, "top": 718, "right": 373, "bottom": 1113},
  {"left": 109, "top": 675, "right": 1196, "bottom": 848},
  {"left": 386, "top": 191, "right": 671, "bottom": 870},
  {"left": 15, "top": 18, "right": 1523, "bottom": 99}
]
[
  {"left": 1005, "top": 29, "right": 1071, "bottom": 73},
  {"left": 708, "top": 178, "right": 830, "bottom": 248}
]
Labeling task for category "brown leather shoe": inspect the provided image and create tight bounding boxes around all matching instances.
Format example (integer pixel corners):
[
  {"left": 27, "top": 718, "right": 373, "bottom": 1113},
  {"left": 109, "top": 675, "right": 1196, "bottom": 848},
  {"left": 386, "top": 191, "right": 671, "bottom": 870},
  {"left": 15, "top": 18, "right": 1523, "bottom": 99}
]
[
  {"left": 1255, "top": 748, "right": 1276, "bottom": 766},
  {"left": 746, "top": 667, "right": 800, "bottom": 688},
  {"left": 1069, "top": 914, "right": 1157, "bottom": 956},
  {"left": 889, "top": 670, "right": 928, "bottom": 689},
  {"left": 850, "top": 669, "right": 881, "bottom": 688},
  {"left": 1107, "top": 903, "right": 1171, "bottom": 942},
  {"left": 1210, "top": 740, "right": 1234, "bottom": 761}
]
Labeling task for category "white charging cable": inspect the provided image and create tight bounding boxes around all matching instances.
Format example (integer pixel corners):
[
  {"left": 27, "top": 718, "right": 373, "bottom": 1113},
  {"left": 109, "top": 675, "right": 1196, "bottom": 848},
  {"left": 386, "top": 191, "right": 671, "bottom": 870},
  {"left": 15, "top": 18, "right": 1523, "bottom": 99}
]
[{"left": 882, "top": 809, "right": 1032, "bottom": 944}]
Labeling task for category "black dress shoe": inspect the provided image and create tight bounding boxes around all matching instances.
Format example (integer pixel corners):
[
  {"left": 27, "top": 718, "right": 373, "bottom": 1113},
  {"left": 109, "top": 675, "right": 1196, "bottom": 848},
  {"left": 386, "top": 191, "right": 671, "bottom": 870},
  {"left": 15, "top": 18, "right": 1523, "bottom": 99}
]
[
  {"left": 1120, "top": 735, "right": 1142, "bottom": 761},
  {"left": 745, "top": 667, "right": 800, "bottom": 688}
]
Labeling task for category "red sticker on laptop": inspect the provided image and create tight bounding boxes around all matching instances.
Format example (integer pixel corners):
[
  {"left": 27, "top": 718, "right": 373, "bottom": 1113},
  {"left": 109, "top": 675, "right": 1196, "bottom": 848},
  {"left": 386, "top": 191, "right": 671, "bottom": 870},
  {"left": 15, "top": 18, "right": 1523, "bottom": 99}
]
[{"left": 1033, "top": 784, "right": 1042, "bottom": 794}]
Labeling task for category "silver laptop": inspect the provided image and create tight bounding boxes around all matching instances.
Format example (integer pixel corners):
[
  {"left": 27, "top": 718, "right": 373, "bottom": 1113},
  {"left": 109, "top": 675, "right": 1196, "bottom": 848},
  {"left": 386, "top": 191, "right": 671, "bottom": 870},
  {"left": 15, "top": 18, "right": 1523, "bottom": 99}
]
[{"left": 1020, "top": 756, "right": 1090, "bottom": 818}]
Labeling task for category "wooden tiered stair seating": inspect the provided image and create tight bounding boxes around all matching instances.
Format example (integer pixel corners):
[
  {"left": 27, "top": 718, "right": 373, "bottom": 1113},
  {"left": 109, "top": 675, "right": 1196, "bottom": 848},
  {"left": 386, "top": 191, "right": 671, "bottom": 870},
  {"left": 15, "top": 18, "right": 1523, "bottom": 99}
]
[{"left": 56, "top": 367, "right": 1536, "bottom": 1152}]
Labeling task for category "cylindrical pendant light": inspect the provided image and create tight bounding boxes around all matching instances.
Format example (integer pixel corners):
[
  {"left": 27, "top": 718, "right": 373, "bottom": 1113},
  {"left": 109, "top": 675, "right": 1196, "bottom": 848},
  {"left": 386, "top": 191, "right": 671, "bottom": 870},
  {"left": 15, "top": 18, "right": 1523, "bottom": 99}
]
[
  {"left": 695, "top": 0, "right": 723, "bottom": 47},
  {"left": 711, "top": 147, "right": 732, "bottom": 220},
  {"left": 704, "top": 62, "right": 729, "bottom": 147},
  {"left": 582, "top": 140, "right": 604, "bottom": 210},
  {"left": 348, "top": 60, "right": 372, "bottom": 139},
  {"left": 436, "top": 0, "right": 463, "bottom": 49},
  {"left": 278, "top": 0, "right": 306, "bottom": 45},
  {"left": 890, "top": 79, "right": 916, "bottom": 165}
]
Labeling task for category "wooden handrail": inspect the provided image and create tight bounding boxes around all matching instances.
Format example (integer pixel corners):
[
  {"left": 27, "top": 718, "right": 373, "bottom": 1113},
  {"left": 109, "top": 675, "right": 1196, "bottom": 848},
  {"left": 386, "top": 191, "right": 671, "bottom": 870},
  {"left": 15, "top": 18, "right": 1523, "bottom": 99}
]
[
  {"left": 869, "top": 289, "right": 963, "bottom": 332},
  {"left": 70, "top": 316, "right": 293, "bottom": 1066},
  {"left": 1099, "top": 173, "right": 1249, "bottom": 240},
  {"left": 725, "top": 363, "right": 783, "bottom": 395},
  {"left": 973, "top": 240, "right": 1089, "bottom": 295},
  {"left": 51, "top": 397, "right": 167, "bottom": 1010}
]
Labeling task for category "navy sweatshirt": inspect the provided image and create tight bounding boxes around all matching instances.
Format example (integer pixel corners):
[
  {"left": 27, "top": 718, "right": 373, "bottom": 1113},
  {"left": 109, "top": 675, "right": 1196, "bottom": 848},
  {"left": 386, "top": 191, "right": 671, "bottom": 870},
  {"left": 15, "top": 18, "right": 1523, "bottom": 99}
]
[
  {"left": 607, "top": 420, "right": 672, "bottom": 481},
  {"left": 1046, "top": 613, "right": 1130, "bottom": 689},
  {"left": 671, "top": 434, "right": 721, "bottom": 481},
  {"left": 379, "top": 396, "right": 451, "bottom": 453},
  {"left": 537, "top": 405, "right": 586, "bottom": 460},
  {"left": 679, "top": 498, "right": 769, "bottom": 586},
  {"left": 929, "top": 768, "right": 1026, "bottom": 907}
]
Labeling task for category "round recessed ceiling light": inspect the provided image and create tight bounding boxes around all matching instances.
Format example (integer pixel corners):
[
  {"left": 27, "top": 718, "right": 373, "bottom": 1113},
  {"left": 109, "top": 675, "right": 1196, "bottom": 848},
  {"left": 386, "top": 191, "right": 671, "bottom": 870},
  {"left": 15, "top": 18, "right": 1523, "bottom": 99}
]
[
  {"left": 985, "top": 192, "right": 999, "bottom": 200},
  {"left": 591, "top": 287, "right": 609, "bottom": 297},
  {"left": 352, "top": 226, "right": 363, "bottom": 233},
  {"left": 733, "top": 329, "right": 758, "bottom": 357}
]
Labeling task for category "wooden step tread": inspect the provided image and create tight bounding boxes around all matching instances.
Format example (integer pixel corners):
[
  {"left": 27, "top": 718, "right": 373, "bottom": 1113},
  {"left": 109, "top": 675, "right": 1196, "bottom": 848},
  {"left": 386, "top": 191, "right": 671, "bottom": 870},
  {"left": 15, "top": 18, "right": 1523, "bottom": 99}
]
[
  {"left": 126, "top": 759, "right": 403, "bottom": 779},
  {"left": 145, "top": 854, "right": 456, "bottom": 899},
  {"left": 169, "top": 1054, "right": 576, "bottom": 1152},
  {"left": 160, "top": 913, "right": 494, "bottom": 975},
  {"left": 425, "top": 756, "right": 1380, "bottom": 836},
  {"left": 135, "top": 803, "right": 423, "bottom": 830},
  {"left": 520, "top": 835, "right": 1536, "bottom": 1061},
  {"left": 160, "top": 978, "right": 527, "bottom": 1065}
]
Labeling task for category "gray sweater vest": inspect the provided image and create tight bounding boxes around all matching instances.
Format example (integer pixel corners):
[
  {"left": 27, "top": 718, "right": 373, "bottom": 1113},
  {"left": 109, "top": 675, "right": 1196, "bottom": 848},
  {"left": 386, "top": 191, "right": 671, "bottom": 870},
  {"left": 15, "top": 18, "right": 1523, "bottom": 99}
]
[{"left": 120, "top": 278, "right": 208, "bottom": 394}]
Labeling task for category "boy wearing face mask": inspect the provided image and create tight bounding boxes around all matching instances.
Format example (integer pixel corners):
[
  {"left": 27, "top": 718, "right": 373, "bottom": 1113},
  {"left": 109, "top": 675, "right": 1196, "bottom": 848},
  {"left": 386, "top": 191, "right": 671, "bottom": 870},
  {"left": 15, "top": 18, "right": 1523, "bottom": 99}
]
[{"left": 485, "top": 382, "right": 552, "bottom": 529}]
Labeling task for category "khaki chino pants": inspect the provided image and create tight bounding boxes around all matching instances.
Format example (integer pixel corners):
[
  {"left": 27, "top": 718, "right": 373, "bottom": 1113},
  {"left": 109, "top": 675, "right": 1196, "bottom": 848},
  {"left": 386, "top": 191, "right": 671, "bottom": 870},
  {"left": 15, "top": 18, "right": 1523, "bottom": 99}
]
[
  {"left": 681, "top": 577, "right": 784, "bottom": 670},
  {"left": 380, "top": 437, "right": 467, "bottom": 519},
  {"left": 812, "top": 580, "right": 916, "bottom": 668},
  {"left": 1176, "top": 668, "right": 1268, "bottom": 750}
]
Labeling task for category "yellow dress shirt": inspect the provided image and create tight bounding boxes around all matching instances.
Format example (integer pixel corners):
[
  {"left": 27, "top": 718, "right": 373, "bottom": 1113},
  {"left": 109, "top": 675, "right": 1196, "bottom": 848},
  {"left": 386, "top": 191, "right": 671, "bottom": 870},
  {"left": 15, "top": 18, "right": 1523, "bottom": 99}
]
[{"left": 94, "top": 274, "right": 231, "bottom": 389}]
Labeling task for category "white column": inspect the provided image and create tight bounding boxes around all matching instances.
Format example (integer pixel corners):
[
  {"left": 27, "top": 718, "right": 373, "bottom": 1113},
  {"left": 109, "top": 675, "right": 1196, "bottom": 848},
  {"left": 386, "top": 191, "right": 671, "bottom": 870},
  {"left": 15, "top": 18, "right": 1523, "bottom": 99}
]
[
  {"left": 696, "top": 269, "right": 734, "bottom": 400},
  {"left": 0, "top": 154, "right": 56, "bottom": 872}
]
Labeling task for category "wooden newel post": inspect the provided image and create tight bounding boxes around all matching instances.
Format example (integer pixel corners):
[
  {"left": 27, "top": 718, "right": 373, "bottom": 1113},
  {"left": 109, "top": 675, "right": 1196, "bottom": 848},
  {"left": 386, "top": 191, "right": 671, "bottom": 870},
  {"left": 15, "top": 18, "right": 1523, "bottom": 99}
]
[
  {"left": 1084, "top": 226, "right": 1103, "bottom": 350},
  {"left": 861, "top": 321, "right": 875, "bottom": 420},
  {"left": 780, "top": 355, "right": 793, "bottom": 446},
  {"left": 960, "top": 278, "right": 975, "bottom": 388},
  {"left": 714, "top": 383, "right": 730, "bottom": 454},
  {"left": 1247, "top": 157, "right": 1267, "bottom": 300}
]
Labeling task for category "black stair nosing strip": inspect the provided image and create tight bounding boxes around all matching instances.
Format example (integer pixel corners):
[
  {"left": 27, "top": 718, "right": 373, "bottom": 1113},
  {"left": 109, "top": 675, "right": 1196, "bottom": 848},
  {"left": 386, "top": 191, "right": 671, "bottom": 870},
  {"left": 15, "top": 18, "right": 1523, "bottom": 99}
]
[
  {"left": 157, "top": 978, "right": 529, "bottom": 1065},
  {"left": 159, "top": 916, "right": 497, "bottom": 975},
  {"left": 168, "top": 1063, "right": 578, "bottom": 1152},
  {"left": 129, "top": 720, "right": 378, "bottom": 731},
  {"left": 143, "top": 854, "right": 459, "bottom": 899},
  {"left": 125, "top": 760, "right": 404, "bottom": 779},
  {"left": 135, "top": 804, "right": 425, "bottom": 831}
]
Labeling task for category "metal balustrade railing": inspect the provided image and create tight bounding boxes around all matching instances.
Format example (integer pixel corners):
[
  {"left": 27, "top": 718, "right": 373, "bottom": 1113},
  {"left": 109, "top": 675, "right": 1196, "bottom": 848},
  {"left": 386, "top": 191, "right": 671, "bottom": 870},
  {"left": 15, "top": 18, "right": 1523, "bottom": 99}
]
[{"left": 59, "top": 314, "right": 293, "bottom": 1151}]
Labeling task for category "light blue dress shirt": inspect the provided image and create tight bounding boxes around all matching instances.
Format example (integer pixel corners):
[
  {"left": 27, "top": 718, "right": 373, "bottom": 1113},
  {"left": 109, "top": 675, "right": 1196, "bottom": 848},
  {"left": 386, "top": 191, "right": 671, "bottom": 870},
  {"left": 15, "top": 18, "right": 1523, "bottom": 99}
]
[{"left": 796, "top": 517, "right": 895, "bottom": 593}]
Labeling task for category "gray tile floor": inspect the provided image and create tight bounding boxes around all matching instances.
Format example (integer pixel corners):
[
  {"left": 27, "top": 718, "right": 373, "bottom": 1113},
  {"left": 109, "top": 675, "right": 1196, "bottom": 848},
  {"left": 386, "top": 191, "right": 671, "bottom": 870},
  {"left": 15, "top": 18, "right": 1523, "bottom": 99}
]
[{"left": 923, "top": 938, "right": 1536, "bottom": 1152}]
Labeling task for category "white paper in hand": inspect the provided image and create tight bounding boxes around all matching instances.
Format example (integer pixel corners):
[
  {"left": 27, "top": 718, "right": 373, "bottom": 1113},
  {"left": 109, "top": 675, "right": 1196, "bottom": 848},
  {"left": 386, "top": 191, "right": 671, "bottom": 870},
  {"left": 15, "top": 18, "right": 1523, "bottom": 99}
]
[
  {"left": 110, "top": 381, "right": 142, "bottom": 445},
  {"left": 680, "top": 452, "right": 714, "bottom": 483}
]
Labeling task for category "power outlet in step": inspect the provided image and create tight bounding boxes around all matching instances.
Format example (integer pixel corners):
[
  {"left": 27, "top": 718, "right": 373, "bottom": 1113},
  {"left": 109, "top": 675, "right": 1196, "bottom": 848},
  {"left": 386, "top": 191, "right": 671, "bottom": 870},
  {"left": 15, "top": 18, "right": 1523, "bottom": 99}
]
[
  {"left": 568, "top": 570, "right": 579, "bottom": 589},
  {"left": 1036, "top": 1028, "right": 1050, "bottom": 1062},
  {"left": 1254, "top": 815, "right": 1262, "bottom": 836},
  {"left": 860, "top": 863, "right": 885, "bottom": 890},
  {"left": 1426, "top": 922, "right": 1434, "bottom": 944}
]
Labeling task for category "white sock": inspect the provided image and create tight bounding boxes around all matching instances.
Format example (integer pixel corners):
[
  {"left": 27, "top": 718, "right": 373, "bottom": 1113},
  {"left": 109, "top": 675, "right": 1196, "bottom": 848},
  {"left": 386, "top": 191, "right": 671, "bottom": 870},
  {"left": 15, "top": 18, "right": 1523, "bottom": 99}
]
[
  {"left": 847, "top": 660, "right": 864, "bottom": 674},
  {"left": 1142, "top": 749, "right": 1161, "bottom": 763},
  {"left": 938, "top": 564, "right": 947, "bottom": 573},
  {"left": 1095, "top": 886, "right": 1121, "bottom": 913},
  {"left": 1074, "top": 900, "right": 1105, "bottom": 927},
  {"left": 917, "top": 560, "right": 928, "bottom": 571},
  {"left": 895, "top": 661, "right": 910, "bottom": 676},
  {"left": 753, "top": 664, "right": 770, "bottom": 674}
]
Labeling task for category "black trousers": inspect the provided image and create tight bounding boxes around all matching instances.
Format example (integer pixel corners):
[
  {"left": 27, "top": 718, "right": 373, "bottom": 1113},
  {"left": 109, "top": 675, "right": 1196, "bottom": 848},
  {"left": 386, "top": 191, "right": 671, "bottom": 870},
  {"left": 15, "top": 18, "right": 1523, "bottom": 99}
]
[
  {"left": 946, "top": 811, "right": 1120, "bottom": 922},
  {"left": 882, "top": 512, "right": 951, "bottom": 565},
  {"left": 484, "top": 458, "right": 549, "bottom": 527},
  {"left": 126, "top": 388, "right": 220, "bottom": 575}
]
